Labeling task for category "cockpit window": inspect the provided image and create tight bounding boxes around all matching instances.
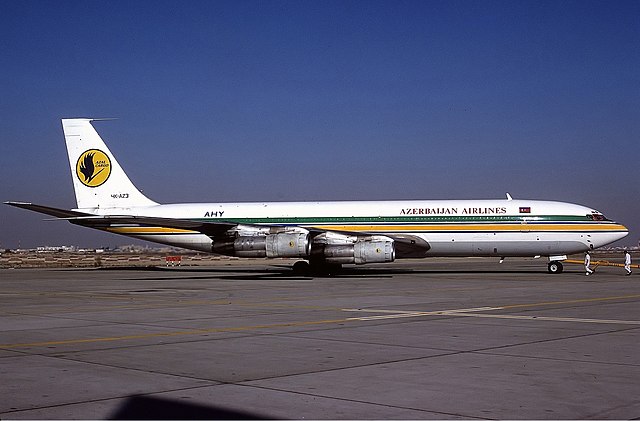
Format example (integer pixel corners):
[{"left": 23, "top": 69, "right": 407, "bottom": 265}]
[{"left": 587, "top": 213, "right": 609, "bottom": 221}]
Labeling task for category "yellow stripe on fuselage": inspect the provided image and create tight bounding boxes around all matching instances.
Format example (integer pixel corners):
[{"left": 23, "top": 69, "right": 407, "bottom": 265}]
[{"left": 105, "top": 227, "right": 198, "bottom": 234}]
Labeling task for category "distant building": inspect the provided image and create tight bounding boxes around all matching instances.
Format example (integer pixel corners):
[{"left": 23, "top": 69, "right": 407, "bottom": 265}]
[{"left": 36, "top": 245, "right": 77, "bottom": 253}]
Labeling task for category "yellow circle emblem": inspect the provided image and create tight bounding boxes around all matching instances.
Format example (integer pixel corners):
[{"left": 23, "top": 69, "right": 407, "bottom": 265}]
[{"left": 76, "top": 149, "right": 111, "bottom": 187}]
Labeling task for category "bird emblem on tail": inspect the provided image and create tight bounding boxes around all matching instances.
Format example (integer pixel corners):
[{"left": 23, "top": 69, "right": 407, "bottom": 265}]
[
  {"left": 79, "top": 152, "right": 97, "bottom": 182},
  {"left": 76, "top": 149, "right": 111, "bottom": 187}
]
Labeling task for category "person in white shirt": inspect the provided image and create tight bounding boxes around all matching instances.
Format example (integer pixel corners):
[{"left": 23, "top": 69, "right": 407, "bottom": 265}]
[
  {"left": 624, "top": 250, "right": 632, "bottom": 276},
  {"left": 585, "top": 251, "right": 593, "bottom": 276}
]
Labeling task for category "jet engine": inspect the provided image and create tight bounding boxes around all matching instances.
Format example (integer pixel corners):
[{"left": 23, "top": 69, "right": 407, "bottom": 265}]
[
  {"left": 212, "top": 232, "right": 310, "bottom": 258},
  {"left": 318, "top": 240, "right": 395, "bottom": 265}
]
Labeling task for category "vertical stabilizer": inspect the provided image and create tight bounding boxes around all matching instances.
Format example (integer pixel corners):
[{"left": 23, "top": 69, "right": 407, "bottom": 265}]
[{"left": 62, "top": 118, "right": 158, "bottom": 210}]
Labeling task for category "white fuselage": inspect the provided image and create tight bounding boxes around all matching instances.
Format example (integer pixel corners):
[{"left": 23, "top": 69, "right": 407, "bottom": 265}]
[{"left": 87, "top": 198, "right": 628, "bottom": 258}]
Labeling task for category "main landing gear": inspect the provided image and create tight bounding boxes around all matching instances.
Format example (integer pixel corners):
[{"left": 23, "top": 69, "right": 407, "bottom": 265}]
[
  {"left": 292, "top": 260, "right": 342, "bottom": 276},
  {"left": 547, "top": 261, "right": 564, "bottom": 274},
  {"left": 292, "top": 261, "right": 311, "bottom": 274}
]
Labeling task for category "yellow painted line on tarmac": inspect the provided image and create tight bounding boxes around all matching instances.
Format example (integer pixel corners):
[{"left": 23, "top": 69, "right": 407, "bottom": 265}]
[
  {"left": 0, "top": 318, "right": 351, "bottom": 349},
  {"left": 3, "top": 297, "right": 243, "bottom": 316},
  {"left": 6, "top": 293, "right": 368, "bottom": 316},
  {"left": 343, "top": 308, "right": 428, "bottom": 314}
]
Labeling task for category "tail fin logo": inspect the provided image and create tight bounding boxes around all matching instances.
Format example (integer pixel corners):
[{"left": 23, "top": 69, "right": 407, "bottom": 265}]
[{"left": 76, "top": 149, "right": 111, "bottom": 187}]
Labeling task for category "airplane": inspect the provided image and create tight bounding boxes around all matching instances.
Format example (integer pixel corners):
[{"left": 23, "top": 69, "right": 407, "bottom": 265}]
[{"left": 6, "top": 118, "right": 629, "bottom": 274}]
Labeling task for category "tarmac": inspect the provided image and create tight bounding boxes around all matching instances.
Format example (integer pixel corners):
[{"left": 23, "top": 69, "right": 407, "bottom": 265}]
[{"left": 1, "top": 257, "right": 639, "bottom": 419}]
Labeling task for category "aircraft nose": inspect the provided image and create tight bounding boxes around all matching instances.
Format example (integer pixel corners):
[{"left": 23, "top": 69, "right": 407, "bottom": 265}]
[
  {"left": 618, "top": 224, "right": 630, "bottom": 240},
  {"left": 610, "top": 223, "right": 629, "bottom": 243},
  {"left": 592, "top": 222, "right": 629, "bottom": 248}
]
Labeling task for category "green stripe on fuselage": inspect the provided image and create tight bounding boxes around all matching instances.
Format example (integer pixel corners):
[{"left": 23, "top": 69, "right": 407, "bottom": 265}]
[{"left": 197, "top": 215, "right": 601, "bottom": 225}]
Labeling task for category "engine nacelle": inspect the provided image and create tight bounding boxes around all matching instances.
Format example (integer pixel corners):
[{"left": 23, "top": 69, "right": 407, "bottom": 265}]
[
  {"left": 212, "top": 233, "right": 310, "bottom": 258},
  {"left": 265, "top": 233, "right": 310, "bottom": 258},
  {"left": 322, "top": 240, "right": 395, "bottom": 265}
]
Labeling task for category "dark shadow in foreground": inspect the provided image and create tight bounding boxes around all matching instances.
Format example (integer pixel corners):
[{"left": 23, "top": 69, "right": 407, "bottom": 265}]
[{"left": 109, "top": 395, "right": 276, "bottom": 420}]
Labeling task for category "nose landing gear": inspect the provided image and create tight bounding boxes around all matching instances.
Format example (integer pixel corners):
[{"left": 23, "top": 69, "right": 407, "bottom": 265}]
[{"left": 548, "top": 261, "right": 564, "bottom": 274}]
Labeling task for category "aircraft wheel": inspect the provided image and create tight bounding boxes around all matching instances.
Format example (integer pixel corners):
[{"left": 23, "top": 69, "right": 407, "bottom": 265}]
[
  {"left": 308, "top": 261, "right": 342, "bottom": 276},
  {"left": 292, "top": 260, "right": 311, "bottom": 275},
  {"left": 548, "top": 261, "right": 563, "bottom": 274},
  {"left": 315, "top": 263, "right": 342, "bottom": 276}
]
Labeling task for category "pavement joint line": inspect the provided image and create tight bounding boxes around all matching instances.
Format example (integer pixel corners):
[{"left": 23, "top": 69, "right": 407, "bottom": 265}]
[
  {"left": 345, "top": 306, "right": 504, "bottom": 321},
  {"left": 348, "top": 312, "right": 438, "bottom": 321},
  {"left": 435, "top": 306, "right": 501, "bottom": 313},
  {"left": 343, "top": 306, "right": 500, "bottom": 314}
]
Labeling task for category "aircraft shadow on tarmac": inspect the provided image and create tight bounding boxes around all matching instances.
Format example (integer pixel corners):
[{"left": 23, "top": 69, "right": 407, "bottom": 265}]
[
  {"left": 84, "top": 265, "right": 556, "bottom": 281},
  {"left": 109, "top": 395, "right": 274, "bottom": 420}
]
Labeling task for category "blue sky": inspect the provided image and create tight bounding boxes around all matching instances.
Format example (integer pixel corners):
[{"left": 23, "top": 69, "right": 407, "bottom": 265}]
[{"left": 1, "top": 0, "right": 638, "bottom": 249}]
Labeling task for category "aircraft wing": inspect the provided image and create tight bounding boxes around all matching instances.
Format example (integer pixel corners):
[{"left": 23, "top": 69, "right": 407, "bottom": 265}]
[
  {"left": 67, "top": 214, "right": 239, "bottom": 236},
  {"left": 5, "top": 202, "right": 353, "bottom": 237}
]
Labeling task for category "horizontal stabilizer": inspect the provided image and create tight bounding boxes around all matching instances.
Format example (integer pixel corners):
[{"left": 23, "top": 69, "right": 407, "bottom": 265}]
[
  {"left": 5, "top": 201, "right": 237, "bottom": 237},
  {"left": 4, "top": 202, "right": 90, "bottom": 219}
]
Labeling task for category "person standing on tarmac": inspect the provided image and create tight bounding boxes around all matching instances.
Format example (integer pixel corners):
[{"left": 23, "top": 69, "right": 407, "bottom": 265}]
[
  {"left": 585, "top": 251, "right": 594, "bottom": 276},
  {"left": 624, "top": 250, "right": 632, "bottom": 276}
]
